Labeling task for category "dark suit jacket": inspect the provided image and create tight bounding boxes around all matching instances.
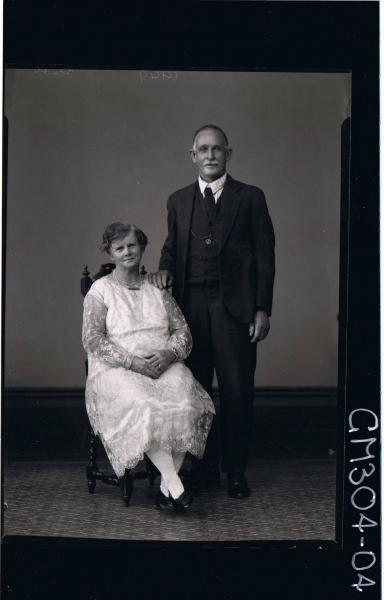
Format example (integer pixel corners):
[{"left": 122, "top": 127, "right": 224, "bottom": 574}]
[{"left": 159, "top": 175, "right": 275, "bottom": 323}]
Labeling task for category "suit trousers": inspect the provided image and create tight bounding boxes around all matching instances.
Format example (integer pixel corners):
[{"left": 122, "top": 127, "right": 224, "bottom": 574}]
[{"left": 182, "top": 281, "right": 257, "bottom": 475}]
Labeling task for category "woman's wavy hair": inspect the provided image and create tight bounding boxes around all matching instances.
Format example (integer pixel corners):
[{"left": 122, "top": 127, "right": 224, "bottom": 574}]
[{"left": 101, "top": 222, "right": 148, "bottom": 254}]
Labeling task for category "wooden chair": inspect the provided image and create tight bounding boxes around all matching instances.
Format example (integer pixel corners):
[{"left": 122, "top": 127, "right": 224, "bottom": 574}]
[{"left": 81, "top": 263, "right": 159, "bottom": 506}]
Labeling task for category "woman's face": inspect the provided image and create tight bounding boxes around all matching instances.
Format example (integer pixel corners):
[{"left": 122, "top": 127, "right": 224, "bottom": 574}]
[{"left": 109, "top": 231, "right": 143, "bottom": 271}]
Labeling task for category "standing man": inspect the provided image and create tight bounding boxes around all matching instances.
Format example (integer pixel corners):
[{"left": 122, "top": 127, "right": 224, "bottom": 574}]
[{"left": 149, "top": 125, "right": 275, "bottom": 499}]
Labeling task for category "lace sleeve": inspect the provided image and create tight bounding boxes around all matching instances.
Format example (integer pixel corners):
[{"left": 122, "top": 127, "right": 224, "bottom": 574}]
[
  {"left": 82, "top": 293, "right": 134, "bottom": 369},
  {"left": 162, "top": 291, "right": 192, "bottom": 360}
]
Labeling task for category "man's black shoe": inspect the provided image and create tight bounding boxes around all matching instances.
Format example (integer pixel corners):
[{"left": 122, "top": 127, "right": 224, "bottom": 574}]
[{"left": 227, "top": 474, "right": 250, "bottom": 499}]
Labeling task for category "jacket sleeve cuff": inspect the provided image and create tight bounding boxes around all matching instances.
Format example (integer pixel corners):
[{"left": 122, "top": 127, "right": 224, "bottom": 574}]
[{"left": 256, "top": 306, "right": 272, "bottom": 317}]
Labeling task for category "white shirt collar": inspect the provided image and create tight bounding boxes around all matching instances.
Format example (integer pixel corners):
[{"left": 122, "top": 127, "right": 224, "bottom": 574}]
[{"left": 198, "top": 172, "right": 227, "bottom": 197}]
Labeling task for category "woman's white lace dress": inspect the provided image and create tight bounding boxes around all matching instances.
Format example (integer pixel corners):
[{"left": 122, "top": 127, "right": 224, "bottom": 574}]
[{"left": 82, "top": 273, "right": 215, "bottom": 477}]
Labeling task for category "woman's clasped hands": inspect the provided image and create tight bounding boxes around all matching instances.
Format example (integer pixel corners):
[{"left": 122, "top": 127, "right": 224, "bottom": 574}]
[{"left": 130, "top": 350, "right": 176, "bottom": 379}]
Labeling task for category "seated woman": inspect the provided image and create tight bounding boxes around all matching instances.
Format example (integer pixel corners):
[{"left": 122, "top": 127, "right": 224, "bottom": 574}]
[{"left": 82, "top": 222, "right": 215, "bottom": 512}]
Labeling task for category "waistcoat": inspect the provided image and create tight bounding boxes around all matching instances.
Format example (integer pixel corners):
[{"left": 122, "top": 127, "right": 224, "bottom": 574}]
[{"left": 186, "top": 187, "right": 222, "bottom": 284}]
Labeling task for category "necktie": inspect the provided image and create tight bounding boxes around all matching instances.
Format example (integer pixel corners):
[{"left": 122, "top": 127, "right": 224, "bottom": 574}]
[
  {"left": 204, "top": 186, "right": 217, "bottom": 224},
  {"left": 204, "top": 186, "right": 216, "bottom": 208}
]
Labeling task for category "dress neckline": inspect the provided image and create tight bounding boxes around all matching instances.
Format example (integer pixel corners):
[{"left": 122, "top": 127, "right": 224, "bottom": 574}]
[{"left": 112, "top": 270, "right": 145, "bottom": 290}]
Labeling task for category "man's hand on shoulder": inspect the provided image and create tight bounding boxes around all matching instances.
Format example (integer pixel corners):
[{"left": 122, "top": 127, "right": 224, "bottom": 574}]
[
  {"left": 147, "top": 270, "right": 174, "bottom": 290},
  {"left": 249, "top": 310, "right": 270, "bottom": 343}
]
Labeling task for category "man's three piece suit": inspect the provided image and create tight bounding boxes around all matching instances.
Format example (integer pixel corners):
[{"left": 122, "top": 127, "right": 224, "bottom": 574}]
[{"left": 159, "top": 174, "right": 275, "bottom": 477}]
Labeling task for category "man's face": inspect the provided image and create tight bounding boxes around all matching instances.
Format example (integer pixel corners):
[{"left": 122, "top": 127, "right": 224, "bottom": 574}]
[{"left": 190, "top": 129, "right": 232, "bottom": 182}]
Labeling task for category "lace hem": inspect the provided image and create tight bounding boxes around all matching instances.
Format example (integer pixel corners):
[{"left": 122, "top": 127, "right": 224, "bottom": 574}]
[{"left": 91, "top": 412, "right": 213, "bottom": 478}]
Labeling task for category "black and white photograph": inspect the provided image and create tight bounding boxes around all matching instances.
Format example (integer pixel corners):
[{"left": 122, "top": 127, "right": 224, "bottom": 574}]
[
  {"left": 4, "top": 68, "right": 350, "bottom": 541},
  {"left": 2, "top": 4, "right": 380, "bottom": 600}
]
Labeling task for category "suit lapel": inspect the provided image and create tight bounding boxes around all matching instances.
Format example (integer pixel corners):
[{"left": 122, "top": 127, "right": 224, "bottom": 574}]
[
  {"left": 220, "top": 176, "right": 242, "bottom": 251},
  {"left": 178, "top": 182, "right": 196, "bottom": 265}
]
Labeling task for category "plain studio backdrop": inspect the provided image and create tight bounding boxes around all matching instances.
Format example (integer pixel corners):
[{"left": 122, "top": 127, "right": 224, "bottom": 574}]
[{"left": 4, "top": 69, "right": 350, "bottom": 389}]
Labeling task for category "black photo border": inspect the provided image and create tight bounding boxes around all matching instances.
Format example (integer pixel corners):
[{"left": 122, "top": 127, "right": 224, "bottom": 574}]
[{"left": 2, "top": 2, "right": 380, "bottom": 599}]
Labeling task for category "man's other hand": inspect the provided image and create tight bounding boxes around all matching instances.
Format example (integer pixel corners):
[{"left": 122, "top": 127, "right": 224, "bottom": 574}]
[
  {"left": 147, "top": 270, "right": 174, "bottom": 290},
  {"left": 249, "top": 310, "right": 270, "bottom": 343}
]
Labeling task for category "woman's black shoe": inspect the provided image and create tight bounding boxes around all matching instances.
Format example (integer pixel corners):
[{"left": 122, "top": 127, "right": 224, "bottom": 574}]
[
  {"left": 171, "top": 491, "right": 193, "bottom": 513},
  {"left": 154, "top": 490, "right": 172, "bottom": 510}
]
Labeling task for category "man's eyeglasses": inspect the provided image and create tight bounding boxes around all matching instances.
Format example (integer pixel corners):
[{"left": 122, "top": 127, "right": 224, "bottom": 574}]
[{"left": 193, "top": 145, "right": 227, "bottom": 155}]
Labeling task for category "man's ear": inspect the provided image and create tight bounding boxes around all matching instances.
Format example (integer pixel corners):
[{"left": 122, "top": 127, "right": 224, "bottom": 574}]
[
  {"left": 189, "top": 148, "right": 197, "bottom": 164},
  {"left": 226, "top": 148, "right": 233, "bottom": 162}
]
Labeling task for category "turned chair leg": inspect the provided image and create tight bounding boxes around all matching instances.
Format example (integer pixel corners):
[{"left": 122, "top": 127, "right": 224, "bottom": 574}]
[
  {"left": 86, "top": 465, "right": 97, "bottom": 494},
  {"left": 119, "top": 469, "right": 133, "bottom": 506},
  {"left": 145, "top": 455, "right": 159, "bottom": 487},
  {"left": 86, "top": 429, "right": 99, "bottom": 494}
]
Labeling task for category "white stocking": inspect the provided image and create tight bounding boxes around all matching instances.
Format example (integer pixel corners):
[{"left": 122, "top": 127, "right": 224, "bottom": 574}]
[
  {"left": 160, "top": 478, "right": 169, "bottom": 498},
  {"left": 159, "top": 452, "right": 186, "bottom": 497},
  {"left": 172, "top": 451, "right": 186, "bottom": 474},
  {"left": 146, "top": 448, "right": 185, "bottom": 500}
]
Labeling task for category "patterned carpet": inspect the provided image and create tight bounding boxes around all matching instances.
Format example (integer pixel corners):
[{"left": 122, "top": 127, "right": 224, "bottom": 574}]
[{"left": 3, "top": 458, "right": 336, "bottom": 541}]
